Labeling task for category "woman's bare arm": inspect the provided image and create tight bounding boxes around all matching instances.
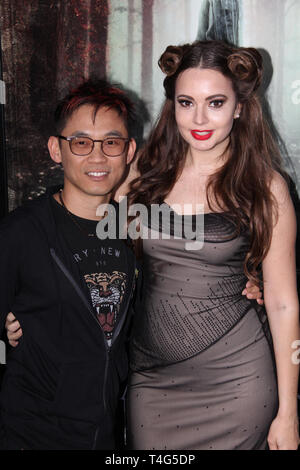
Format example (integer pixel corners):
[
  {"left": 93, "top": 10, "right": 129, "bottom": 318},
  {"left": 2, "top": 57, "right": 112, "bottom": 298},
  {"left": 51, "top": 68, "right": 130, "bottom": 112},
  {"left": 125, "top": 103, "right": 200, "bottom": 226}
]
[{"left": 262, "top": 173, "right": 299, "bottom": 450}]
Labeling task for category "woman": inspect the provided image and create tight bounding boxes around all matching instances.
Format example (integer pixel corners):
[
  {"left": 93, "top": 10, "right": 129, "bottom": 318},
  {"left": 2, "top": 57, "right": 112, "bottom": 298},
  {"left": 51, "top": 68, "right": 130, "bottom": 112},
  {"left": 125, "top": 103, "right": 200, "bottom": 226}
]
[{"left": 126, "top": 40, "right": 299, "bottom": 450}]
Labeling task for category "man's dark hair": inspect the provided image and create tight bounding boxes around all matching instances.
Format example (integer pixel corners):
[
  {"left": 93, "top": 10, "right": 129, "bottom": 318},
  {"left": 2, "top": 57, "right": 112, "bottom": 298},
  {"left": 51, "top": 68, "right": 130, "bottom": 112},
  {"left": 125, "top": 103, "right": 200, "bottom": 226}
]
[{"left": 54, "top": 78, "right": 136, "bottom": 136}]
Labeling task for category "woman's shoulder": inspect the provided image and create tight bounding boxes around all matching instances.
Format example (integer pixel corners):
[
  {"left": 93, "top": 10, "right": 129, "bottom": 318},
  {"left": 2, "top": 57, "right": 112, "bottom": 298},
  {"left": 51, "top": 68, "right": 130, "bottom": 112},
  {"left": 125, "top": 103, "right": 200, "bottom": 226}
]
[
  {"left": 269, "top": 170, "right": 291, "bottom": 207},
  {"left": 268, "top": 171, "right": 297, "bottom": 228}
]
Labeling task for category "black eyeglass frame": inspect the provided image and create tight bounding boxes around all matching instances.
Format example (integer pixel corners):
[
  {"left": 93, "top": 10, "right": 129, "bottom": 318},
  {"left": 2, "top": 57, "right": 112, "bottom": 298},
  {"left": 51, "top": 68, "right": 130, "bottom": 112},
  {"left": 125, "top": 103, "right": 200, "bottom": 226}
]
[{"left": 57, "top": 135, "right": 130, "bottom": 157}]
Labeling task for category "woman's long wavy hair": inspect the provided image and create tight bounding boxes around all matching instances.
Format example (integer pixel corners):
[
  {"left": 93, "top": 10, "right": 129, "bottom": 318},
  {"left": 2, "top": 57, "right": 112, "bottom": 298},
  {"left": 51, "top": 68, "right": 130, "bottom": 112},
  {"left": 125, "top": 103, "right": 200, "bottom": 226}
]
[{"left": 127, "top": 40, "right": 285, "bottom": 284}]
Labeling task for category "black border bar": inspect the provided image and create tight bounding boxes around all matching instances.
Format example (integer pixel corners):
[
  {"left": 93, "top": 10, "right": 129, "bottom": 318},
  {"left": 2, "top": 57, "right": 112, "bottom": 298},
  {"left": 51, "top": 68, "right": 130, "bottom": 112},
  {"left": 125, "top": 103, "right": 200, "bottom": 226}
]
[{"left": 0, "top": 33, "right": 8, "bottom": 218}]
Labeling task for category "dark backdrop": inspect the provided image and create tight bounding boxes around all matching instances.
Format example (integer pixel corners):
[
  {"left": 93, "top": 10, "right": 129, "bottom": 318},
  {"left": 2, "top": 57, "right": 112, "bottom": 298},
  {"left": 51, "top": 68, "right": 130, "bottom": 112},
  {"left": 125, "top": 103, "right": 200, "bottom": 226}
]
[{"left": 0, "top": 0, "right": 108, "bottom": 211}]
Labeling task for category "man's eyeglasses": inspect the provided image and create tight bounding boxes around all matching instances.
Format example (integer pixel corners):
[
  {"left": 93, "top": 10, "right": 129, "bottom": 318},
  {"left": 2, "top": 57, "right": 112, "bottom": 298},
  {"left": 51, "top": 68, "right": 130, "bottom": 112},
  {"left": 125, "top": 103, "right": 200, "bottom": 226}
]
[{"left": 57, "top": 135, "right": 130, "bottom": 157}]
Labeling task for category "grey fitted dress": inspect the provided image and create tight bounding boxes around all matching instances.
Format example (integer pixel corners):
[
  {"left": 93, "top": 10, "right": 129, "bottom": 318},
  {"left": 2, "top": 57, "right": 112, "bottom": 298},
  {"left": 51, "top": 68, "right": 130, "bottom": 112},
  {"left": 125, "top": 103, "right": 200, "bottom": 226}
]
[{"left": 127, "top": 211, "right": 278, "bottom": 450}]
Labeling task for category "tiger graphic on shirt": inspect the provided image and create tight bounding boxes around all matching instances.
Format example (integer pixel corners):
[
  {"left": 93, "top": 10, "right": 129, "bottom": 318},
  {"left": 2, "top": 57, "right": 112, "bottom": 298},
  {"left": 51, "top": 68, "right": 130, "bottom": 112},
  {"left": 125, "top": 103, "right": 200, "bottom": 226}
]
[{"left": 85, "top": 271, "right": 127, "bottom": 339}]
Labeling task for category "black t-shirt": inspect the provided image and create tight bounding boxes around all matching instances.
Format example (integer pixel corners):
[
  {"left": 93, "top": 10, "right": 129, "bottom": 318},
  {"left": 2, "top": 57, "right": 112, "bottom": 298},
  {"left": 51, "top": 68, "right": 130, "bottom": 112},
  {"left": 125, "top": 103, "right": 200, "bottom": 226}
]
[{"left": 51, "top": 196, "right": 129, "bottom": 345}]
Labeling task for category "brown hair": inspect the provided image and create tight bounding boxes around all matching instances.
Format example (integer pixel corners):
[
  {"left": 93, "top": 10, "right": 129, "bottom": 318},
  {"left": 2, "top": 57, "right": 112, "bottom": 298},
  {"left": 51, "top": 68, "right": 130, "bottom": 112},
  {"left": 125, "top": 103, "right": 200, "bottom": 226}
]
[{"left": 128, "top": 40, "right": 284, "bottom": 284}]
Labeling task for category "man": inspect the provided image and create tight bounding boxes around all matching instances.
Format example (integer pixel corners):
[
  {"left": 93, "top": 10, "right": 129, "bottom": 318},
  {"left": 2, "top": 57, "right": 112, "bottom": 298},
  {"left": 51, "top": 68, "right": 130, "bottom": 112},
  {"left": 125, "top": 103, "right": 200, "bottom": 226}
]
[{"left": 0, "top": 79, "right": 139, "bottom": 450}]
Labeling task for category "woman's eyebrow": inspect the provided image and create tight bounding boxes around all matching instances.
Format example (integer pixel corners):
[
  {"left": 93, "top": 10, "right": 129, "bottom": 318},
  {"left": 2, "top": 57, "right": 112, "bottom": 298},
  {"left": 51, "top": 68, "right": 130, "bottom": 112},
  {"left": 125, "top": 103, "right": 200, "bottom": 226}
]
[
  {"left": 205, "top": 94, "right": 228, "bottom": 100},
  {"left": 176, "top": 94, "right": 228, "bottom": 100},
  {"left": 177, "top": 94, "right": 192, "bottom": 98}
]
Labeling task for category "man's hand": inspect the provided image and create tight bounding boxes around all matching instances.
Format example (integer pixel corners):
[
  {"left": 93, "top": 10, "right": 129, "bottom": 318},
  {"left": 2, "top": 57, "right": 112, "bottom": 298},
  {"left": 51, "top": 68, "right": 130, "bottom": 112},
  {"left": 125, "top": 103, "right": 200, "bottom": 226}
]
[
  {"left": 5, "top": 312, "right": 22, "bottom": 347},
  {"left": 242, "top": 280, "right": 264, "bottom": 305}
]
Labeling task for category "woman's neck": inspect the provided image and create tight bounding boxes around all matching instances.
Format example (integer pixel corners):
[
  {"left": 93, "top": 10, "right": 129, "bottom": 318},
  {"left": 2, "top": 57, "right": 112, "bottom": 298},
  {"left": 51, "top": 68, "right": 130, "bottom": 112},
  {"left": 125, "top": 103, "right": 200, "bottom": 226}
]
[{"left": 185, "top": 139, "right": 229, "bottom": 175}]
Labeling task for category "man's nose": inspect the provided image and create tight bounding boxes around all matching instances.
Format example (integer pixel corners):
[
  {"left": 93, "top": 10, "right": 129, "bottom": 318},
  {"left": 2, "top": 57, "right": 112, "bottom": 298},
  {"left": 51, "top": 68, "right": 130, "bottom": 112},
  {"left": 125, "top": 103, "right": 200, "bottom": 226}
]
[{"left": 88, "top": 141, "right": 108, "bottom": 161}]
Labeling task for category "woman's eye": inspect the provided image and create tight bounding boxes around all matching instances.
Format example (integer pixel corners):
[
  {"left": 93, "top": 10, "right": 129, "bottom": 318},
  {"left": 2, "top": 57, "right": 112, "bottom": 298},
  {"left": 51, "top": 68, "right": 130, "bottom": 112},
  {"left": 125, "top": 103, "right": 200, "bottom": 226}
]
[
  {"left": 209, "top": 100, "right": 224, "bottom": 108},
  {"left": 178, "top": 99, "right": 193, "bottom": 108}
]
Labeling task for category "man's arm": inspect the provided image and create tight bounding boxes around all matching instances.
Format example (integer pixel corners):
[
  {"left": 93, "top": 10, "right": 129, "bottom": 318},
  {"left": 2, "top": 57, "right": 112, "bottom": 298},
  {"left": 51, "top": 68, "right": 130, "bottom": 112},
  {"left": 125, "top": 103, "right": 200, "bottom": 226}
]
[
  {"left": 242, "top": 280, "right": 264, "bottom": 305},
  {"left": 5, "top": 313, "right": 22, "bottom": 347},
  {"left": 0, "top": 218, "right": 21, "bottom": 337}
]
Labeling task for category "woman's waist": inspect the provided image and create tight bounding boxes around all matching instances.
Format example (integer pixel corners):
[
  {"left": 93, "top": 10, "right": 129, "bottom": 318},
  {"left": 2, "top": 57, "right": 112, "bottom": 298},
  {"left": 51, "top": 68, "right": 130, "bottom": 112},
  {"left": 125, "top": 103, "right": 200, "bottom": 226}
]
[
  {"left": 130, "top": 300, "right": 257, "bottom": 371},
  {"left": 144, "top": 272, "right": 248, "bottom": 301}
]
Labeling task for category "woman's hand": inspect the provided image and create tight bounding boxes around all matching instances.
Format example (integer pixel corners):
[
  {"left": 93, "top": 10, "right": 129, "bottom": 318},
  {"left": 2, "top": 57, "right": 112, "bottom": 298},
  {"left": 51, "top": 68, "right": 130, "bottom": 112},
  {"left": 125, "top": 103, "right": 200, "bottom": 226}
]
[
  {"left": 242, "top": 280, "right": 264, "bottom": 305},
  {"left": 267, "top": 414, "right": 300, "bottom": 450},
  {"left": 5, "top": 312, "right": 22, "bottom": 347}
]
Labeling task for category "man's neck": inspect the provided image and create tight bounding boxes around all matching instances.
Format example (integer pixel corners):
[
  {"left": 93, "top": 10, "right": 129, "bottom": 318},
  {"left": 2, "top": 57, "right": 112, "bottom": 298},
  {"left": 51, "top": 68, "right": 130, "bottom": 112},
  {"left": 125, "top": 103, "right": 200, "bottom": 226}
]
[{"left": 54, "top": 188, "right": 112, "bottom": 221}]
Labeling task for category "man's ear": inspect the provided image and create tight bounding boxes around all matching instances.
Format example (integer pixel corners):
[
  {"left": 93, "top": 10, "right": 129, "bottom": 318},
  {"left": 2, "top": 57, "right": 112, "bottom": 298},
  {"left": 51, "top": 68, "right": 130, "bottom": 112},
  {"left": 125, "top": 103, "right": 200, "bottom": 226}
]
[
  {"left": 48, "top": 136, "right": 62, "bottom": 164},
  {"left": 126, "top": 138, "right": 137, "bottom": 165}
]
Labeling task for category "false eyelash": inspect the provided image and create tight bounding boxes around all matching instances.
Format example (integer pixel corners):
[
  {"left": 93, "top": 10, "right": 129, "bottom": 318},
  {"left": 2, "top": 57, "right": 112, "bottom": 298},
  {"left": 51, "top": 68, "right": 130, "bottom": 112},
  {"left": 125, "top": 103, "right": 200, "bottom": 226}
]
[
  {"left": 209, "top": 100, "right": 225, "bottom": 108},
  {"left": 177, "top": 99, "right": 193, "bottom": 107}
]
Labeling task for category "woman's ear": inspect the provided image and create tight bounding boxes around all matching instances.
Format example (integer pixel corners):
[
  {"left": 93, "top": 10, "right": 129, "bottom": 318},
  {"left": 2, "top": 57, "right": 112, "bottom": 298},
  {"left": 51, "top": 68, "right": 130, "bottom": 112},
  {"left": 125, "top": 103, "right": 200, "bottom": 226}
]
[
  {"left": 48, "top": 136, "right": 62, "bottom": 164},
  {"left": 234, "top": 103, "right": 242, "bottom": 119}
]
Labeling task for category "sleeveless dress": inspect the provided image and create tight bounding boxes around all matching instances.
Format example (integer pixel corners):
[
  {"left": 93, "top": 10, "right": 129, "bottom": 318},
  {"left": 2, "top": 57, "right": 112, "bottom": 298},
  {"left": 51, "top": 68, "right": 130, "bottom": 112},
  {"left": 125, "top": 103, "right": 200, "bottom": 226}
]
[{"left": 127, "top": 210, "right": 278, "bottom": 450}]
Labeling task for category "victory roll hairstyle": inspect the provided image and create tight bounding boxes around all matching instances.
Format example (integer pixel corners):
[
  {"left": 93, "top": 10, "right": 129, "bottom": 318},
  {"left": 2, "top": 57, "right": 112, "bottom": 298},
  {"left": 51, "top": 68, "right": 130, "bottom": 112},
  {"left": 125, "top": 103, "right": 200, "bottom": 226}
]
[{"left": 128, "top": 40, "right": 285, "bottom": 284}]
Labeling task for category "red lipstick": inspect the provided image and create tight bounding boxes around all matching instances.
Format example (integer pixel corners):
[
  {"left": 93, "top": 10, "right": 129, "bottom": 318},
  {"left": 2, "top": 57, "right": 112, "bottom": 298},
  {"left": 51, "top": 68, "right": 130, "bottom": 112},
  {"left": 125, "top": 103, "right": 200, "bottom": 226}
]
[{"left": 191, "top": 130, "right": 213, "bottom": 141}]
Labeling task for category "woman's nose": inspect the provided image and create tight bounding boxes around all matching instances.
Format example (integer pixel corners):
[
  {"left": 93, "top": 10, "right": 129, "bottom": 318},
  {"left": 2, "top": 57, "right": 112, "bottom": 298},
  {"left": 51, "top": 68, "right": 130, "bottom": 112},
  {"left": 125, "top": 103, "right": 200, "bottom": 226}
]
[{"left": 193, "top": 105, "right": 209, "bottom": 125}]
